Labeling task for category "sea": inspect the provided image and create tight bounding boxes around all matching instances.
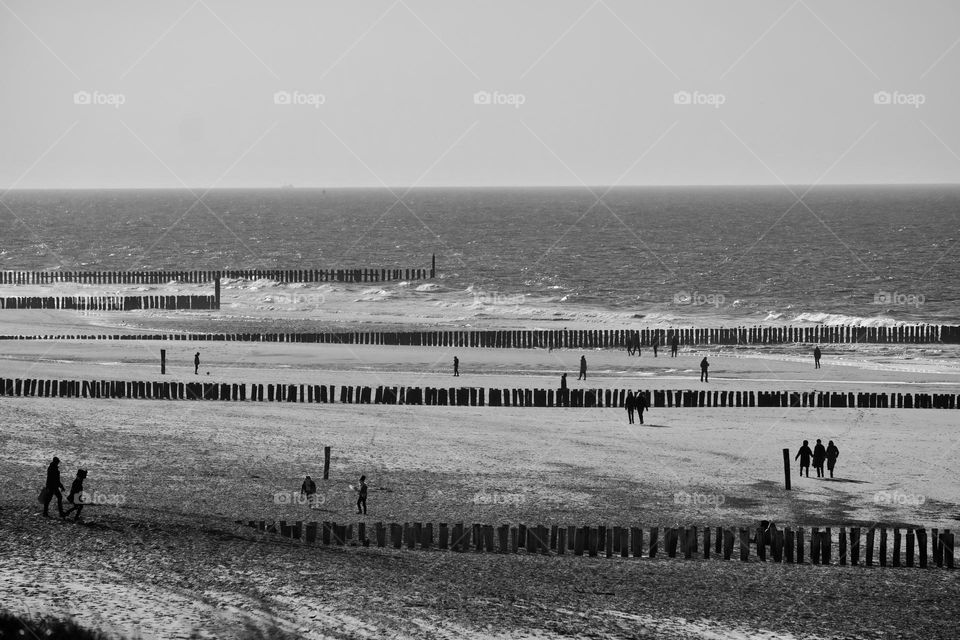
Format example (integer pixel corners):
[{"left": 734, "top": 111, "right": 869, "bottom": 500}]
[{"left": 1, "top": 185, "right": 958, "bottom": 327}]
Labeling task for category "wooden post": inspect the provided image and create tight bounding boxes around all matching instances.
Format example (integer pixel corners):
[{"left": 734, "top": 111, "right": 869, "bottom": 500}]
[
  {"left": 556, "top": 527, "right": 565, "bottom": 555},
  {"left": 723, "top": 527, "right": 734, "bottom": 560},
  {"left": 933, "top": 528, "right": 942, "bottom": 567},
  {"left": 606, "top": 528, "right": 613, "bottom": 558},
  {"left": 703, "top": 526, "right": 711, "bottom": 560},
  {"left": 160, "top": 349, "right": 166, "bottom": 375},
  {"left": 648, "top": 527, "right": 658, "bottom": 558},
  {"left": 588, "top": 527, "right": 599, "bottom": 557},
  {"left": 796, "top": 527, "right": 804, "bottom": 564},
  {"left": 893, "top": 528, "right": 901, "bottom": 567},
  {"left": 850, "top": 527, "right": 860, "bottom": 566},
  {"left": 880, "top": 528, "right": 888, "bottom": 567},
  {"left": 821, "top": 529, "right": 831, "bottom": 565},
  {"left": 810, "top": 527, "right": 820, "bottom": 564},
  {"left": 917, "top": 528, "right": 928, "bottom": 568},
  {"left": 739, "top": 528, "right": 750, "bottom": 561},
  {"left": 630, "top": 527, "right": 641, "bottom": 558},
  {"left": 784, "top": 527, "right": 794, "bottom": 563},
  {"left": 866, "top": 527, "right": 875, "bottom": 566},
  {"left": 323, "top": 446, "right": 331, "bottom": 480},
  {"left": 620, "top": 528, "right": 629, "bottom": 558},
  {"left": 906, "top": 529, "right": 915, "bottom": 567},
  {"left": 782, "top": 448, "right": 791, "bottom": 490}
]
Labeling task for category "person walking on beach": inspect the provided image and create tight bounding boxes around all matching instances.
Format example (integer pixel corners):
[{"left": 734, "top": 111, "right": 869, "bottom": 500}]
[
  {"left": 559, "top": 372, "right": 569, "bottom": 407},
  {"left": 813, "top": 346, "right": 822, "bottom": 369},
  {"left": 356, "top": 475, "right": 368, "bottom": 515},
  {"left": 578, "top": 355, "right": 587, "bottom": 381},
  {"left": 795, "top": 440, "right": 812, "bottom": 477},
  {"left": 625, "top": 391, "right": 636, "bottom": 424},
  {"left": 652, "top": 340, "right": 658, "bottom": 358},
  {"left": 700, "top": 357, "right": 709, "bottom": 382},
  {"left": 194, "top": 352, "right": 200, "bottom": 375},
  {"left": 62, "top": 469, "right": 87, "bottom": 521},
  {"left": 825, "top": 440, "right": 840, "bottom": 478},
  {"left": 41, "top": 456, "right": 65, "bottom": 518},
  {"left": 301, "top": 474, "right": 317, "bottom": 508},
  {"left": 670, "top": 334, "right": 679, "bottom": 357},
  {"left": 453, "top": 356, "right": 459, "bottom": 377},
  {"left": 813, "top": 439, "right": 827, "bottom": 478},
  {"left": 636, "top": 391, "right": 649, "bottom": 424}
]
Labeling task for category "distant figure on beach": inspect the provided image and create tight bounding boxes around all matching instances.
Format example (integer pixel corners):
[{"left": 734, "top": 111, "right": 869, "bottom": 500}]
[
  {"left": 453, "top": 356, "right": 459, "bottom": 377},
  {"left": 795, "top": 440, "right": 812, "bottom": 477},
  {"left": 825, "top": 440, "right": 840, "bottom": 478},
  {"left": 62, "top": 469, "right": 87, "bottom": 521},
  {"left": 813, "top": 439, "right": 827, "bottom": 478},
  {"left": 41, "top": 456, "right": 64, "bottom": 518},
  {"left": 356, "top": 475, "right": 368, "bottom": 515},
  {"left": 670, "top": 335, "right": 679, "bottom": 357},
  {"left": 652, "top": 340, "right": 658, "bottom": 357},
  {"left": 625, "top": 391, "right": 636, "bottom": 424},
  {"left": 194, "top": 352, "right": 200, "bottom": 375},
  {"left": 301, "top": 474, "right": 317, "bottom": 508},
  {"left": 578, "top": 355, "right": 587, "bottom": 381},
  {"left": 813, "top": 346, "right": 822, "bottom": 369},
  {"left": 559, "top": 372, "right": 569, "bottom": 407},
  {"left": 636, "top": 391, "right": 648, "bottom": 424},
  {"left": 700, "top": 357, "right": 709, "bottom": 382}
]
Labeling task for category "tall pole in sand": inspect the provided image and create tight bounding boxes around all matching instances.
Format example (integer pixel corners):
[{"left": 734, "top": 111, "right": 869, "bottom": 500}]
[
  {"left": 160, "top": 349, "right": 166, "bottom": 375},
  {"left": 430, "top": 254, "right": 436, "bottom": 279},
  {"left": 323, "top": 446, "right": 331, "bottom": 480},
  {"left": 782, "top": 448, "right": 791, "bottom": 490},
  {"left": 214, "top": 277, "right": 221, "bottom": 309}
]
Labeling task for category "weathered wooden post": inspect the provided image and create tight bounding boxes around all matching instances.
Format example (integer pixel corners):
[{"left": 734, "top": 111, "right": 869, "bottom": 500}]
[
  {"left": 917, "top": 528, "right": 928, "bottom": 568},
  {"left": 323, "top": 446, "right": 331, "bottom": 480},
  {"left": 214, "top": 277, "right": 221, "bottom": 309},
  {"left": 906, "top": 529, "right": 915, "bottom": 567},
  {"left": 739, "top": 528, "right": 750, "bottom": 561},
  {"left": 782, "top": 448, "right": 791, "bottom": 490},
  {"left": 850, "top": 527, "right": 860, "bottom": 565},
  {"left": 893, "top": 528, "right": 902, "bottom": 567},
  {"left": 880, "top": 528, "right": 888, "bottom": 567},
  {"left": 160, "top": 349, "right": 166, "bottom": 375}
]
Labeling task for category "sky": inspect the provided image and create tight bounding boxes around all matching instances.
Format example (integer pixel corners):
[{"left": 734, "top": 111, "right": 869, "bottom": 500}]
[{"left": 1, "top": 0, "right": 959, "bottom": 189}]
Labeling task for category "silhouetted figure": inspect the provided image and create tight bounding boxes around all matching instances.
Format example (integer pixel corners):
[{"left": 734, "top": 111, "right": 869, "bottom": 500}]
[
  {"left": 625, "top": 391, "right": 636, "bottom": 424},
  {"left": 652, "top": 341, "right": 658, "bottom": 357},
  {"left": 42, "top": 456, "right": 64, "bottom": 518},
  {"left": 813, "top": 346, "right": 822, "bottom": 369},
  {"left": 636, "top": 391, "right": 649, "bottom": 424},
  {"left": 700, "top": 357, "right": 709, "bottom": 382},
  {"left": 194, "top": 352, "right": 200, "bottom": 375},
  {"left": 826, "top": 440, "right": 840, "bottom": 478},
  {"left": 578, "top": 355, "right": 587, "bottom": 381},
  {"left": 356, "top": 475, "right": 368, "bottom": 514},
  {"left": 813, "top": 439, "right": 827, "bottom": 478},
  {"left": 795, "top": 440, "right": 812, "bottom": 477},
  {"left": 453, "top": 356, "right": 459, "bottom": 377},
  {"left": 670, "top": 335, "right": 679, "bottom": 357},
  {"left": 559, "top": 372, "right": 569, "bottom": 407},
  {"left": 301, "top": 474, "right": 317, "bottom": 508},
  {"left": 62, "top": 469, "right": 87, "bottom": 521}
]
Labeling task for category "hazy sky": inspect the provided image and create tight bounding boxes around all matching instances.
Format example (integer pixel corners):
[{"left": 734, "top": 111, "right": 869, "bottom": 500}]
[{"left": 1, "top": 0, "right": 958, "bottom": 188}]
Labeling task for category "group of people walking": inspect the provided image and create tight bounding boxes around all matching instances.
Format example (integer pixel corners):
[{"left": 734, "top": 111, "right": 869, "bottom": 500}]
[
  {"left": 624, "top": 391, "right": 650, "bottom": 424},
  {"left": 39, "top": 456, "right": 87, "bottom": 521},
  {"left": 794, "top": 439, "right": 840, "bottom": 478},
  {"left": 301, "top": 473, "right": 368, "bottom": 514}
]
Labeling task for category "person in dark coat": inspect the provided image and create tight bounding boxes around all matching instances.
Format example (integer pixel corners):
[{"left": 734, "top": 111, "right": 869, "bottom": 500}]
[
  {"left": 794, "top": 440, "right": 812, "bottom": 477},
  {"left": 559, "top": 373, "right": 569, "bottom": 407},
  {"left": 670, "top": 335, "right": 679, "bottom": 357},
  {"left": 636, "top": 391, "right": 649, "bottom": 424},
  {"left": 652, "top": 340, "right": 658, "bottom": 357},
  {"left": 578, "top": 355, "right": 587, "bottom": 381},
  {"left": 812, "top": 439, "right": 827, "bottom": 477},
  {"left": 301, "top": 474, "right": 317, "bottom": 508},
  {"left": 62, "top": 469, "right": 87, "bottom": 521},
  {"left": 194, "top": 352, "right": 200, "bottom": 375},
  {"left": 356, "top": 475, "right": 368, "bottom": 515},
  {"left": 813, "top": 346, "right": 822, "bottom": 369},
  {"left": 43, "top": 456, "right": 65, "bottom": 518},
  {"left": 825, "top": 440, "right": 839, "bottom": 478},
  {"left": 625, "top": 391, "right": 636, "bottom": 424},
  {"left": 700, "top": 357, "right": 710, "bottom": 382},
  {"left": 453, "top": 356, "right": 459, "bottom": 377}
]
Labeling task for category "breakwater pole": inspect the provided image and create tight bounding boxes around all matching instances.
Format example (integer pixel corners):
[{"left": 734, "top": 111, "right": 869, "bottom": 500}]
[
  {"left": 241, "top": 519, "right": 955, "bottom": 569},
  {"left": 1, "top": 378, "right": 957, "bottom": 410},
  {"left": 0, "top": 295, "right": 218, "bottom": 311},
  {"left": 2, "top": 325, "right": 959, "bottom": 344},
  {"left": 0, "top": 264, "right": 435, "bottom": 285}
]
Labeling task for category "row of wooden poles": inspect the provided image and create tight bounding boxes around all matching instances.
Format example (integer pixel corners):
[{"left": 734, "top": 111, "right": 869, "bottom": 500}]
[
  {"left": 241, "top": 519, "right": 955, "bottom": 569},
  {"left": 2, "top": 377, "right": 958, "bottom": 410},
  {"left": 0, "top": 295, "right": 218, "bottom": 310},
  {"left": 0, "top": 265, "right": 434, "bottom": 285},
  {"left": 1, "top": 325, "right": 959, "bottom": 345}
]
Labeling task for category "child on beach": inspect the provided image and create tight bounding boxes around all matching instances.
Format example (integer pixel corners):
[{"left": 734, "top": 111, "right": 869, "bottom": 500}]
[
  {"left": 62, "top": 469, "right": 87, "bottom": 521},
  {"left": 356, "top": 475, "right": 368, "bottom": 515},
  {"left": 625, "top": 391, "right": 635, "bottom": 424},
  {"left": 301, "top": 474, "right": 317, "bottom": 508}
]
